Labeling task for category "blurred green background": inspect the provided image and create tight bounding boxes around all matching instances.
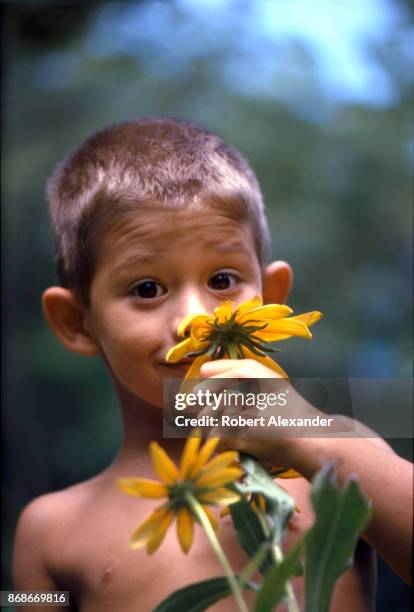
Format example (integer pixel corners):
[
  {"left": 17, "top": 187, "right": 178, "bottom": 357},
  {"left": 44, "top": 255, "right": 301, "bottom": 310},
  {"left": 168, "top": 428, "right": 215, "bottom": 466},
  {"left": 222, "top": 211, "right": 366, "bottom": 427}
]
[{"left": 2, "top": 1, "right": 412, "bottom": 609}]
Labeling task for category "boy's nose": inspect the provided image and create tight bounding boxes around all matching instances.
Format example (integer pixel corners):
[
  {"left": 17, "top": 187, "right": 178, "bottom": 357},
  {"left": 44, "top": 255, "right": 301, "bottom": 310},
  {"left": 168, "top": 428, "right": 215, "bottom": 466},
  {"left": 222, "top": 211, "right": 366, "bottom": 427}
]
[{"left": 170, "top": 293, "right": 210, "bottom": 340}]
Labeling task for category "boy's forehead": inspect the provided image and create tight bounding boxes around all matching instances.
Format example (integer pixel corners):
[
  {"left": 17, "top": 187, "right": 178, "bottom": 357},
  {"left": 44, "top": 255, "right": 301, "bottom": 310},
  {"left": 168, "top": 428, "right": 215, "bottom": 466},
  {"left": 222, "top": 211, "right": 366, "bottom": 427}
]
[{"left": 99, "top": 208, "right": 257, "bottom": 264}]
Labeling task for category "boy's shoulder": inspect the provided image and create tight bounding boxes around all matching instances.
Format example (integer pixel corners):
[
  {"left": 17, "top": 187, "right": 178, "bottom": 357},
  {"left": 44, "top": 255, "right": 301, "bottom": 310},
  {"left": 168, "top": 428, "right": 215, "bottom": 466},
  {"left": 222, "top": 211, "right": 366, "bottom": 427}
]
[
  {"left": 13, "top": 474, "right": 110, "bottom": 591},
  {"left": 16, "top": 474, "right": 104, "bottom": 534}
]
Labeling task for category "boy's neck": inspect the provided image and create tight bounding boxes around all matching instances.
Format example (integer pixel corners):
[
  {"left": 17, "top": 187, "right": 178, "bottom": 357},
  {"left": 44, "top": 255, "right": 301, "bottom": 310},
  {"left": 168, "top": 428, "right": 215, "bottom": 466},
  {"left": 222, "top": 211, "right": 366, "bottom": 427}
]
[{"left": 109, "top": 379, "right": 186, "bottom": 474}]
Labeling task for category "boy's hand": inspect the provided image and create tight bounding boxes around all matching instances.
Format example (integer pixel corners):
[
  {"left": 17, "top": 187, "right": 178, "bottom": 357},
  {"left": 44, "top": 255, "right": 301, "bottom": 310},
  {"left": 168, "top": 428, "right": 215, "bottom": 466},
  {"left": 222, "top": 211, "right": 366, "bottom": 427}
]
[
  {"left": 200, "top": 358, "right": 282, "bottom": 379},
  {"left": 197, "top": 358, "right": 305, "bottom": 467},
  {"left": 196, "top": 358, "right": 352, "bottom": 468}
]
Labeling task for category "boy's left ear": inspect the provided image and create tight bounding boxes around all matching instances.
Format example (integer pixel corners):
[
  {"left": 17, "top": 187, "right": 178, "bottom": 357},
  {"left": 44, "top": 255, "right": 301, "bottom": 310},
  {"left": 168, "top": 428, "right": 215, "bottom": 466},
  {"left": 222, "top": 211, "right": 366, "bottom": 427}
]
[{"left": 262, "top": 261, "right": 293, "bottom": 305}]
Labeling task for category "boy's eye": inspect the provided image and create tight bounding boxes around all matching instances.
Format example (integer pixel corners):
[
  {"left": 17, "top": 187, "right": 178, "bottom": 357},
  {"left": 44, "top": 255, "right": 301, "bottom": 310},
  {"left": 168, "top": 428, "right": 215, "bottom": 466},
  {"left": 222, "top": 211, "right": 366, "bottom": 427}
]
[
  {"left": 130, "top": 280, "right": 166, "bottom": 300},
  {"left": 208, "top": 272, "right": 239, "bottom": 291}
]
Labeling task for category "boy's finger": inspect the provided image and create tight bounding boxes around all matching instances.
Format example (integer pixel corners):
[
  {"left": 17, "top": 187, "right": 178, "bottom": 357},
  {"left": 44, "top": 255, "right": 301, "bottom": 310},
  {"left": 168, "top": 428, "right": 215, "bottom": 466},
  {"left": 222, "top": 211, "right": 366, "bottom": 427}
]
[
  {"left": 215, "top": 436, "right": 252, "bottom": 453},
  {"left": 200, "top": 360, "right": 241, "bottom": 377},
  {"left": 192, "top": 376, "right": 230, "bottom": 395},
  {"left": 192, "top": 371, "right": 245, "bottom": 398},
  {"left": 201, "top": 359, "right": 282, "bottom": 380},
  {"left": 208, "top": 369, "right": 253, "bottom": 379}
]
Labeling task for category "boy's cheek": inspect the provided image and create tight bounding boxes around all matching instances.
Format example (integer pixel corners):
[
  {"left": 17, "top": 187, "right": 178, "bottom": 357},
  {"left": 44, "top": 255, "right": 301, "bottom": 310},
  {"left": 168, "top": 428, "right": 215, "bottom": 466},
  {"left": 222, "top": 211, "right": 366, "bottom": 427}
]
[{"left": 98, "top": 338, "right": 161, "bottom": 397}]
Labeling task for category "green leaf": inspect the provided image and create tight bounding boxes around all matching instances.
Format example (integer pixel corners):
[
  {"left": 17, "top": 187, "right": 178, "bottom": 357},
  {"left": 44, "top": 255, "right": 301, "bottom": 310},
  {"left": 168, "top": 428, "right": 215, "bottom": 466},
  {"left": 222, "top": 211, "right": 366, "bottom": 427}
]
[
  {"left": 304, "top": 463, "right": 372, "bottom": 612},
  {"left": 230, "top": 496, "right": 275, "bottom": 575},
  {"left": 238, "top": 453, "right": 295, "bottom": 543},
  {"left": 254, "top": 542, "right": 303, "bottom": 612},
  {"left": 153, "top": 576, "right": 231, "bottom": 612},
  {"left": 153, "top": 576, "right": 255, "bottom": 612}
]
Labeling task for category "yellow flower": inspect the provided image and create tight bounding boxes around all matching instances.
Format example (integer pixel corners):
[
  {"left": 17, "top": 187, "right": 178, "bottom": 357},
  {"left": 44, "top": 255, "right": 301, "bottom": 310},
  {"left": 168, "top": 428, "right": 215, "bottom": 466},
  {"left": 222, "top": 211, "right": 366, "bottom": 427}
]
[
  {"left": 117, "top": 432, "right": 243, "bottom": 555},
  {"left": 166, "top": 295, "right": 323, "bottom": 378}
]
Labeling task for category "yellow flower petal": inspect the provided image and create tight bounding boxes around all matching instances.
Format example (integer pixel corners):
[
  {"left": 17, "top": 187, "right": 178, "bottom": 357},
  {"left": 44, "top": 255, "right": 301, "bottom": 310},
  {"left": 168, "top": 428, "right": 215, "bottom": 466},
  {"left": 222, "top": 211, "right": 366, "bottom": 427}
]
[
  {"left": 146, "top": 508, "right": 175, "bottom": 554},
  {"left": 188, "top": 437, "right": 220, "bottom": 478},
  {"left": 255, "top": 311, "right": 323, "bottom": 342},
  {"left": 236, "top": 295, "right": 263, "bottom": 321},
  {"left": 219, "top": 505, "right": 231, "bottom": 518},
  {"left": 117, "top": 477, "right": 167, "bottom": 498},
  {"left": 177, "top": 354, "right": 213, "bottom": 396},
  {"left": 257, "top": 495, "right": 265, "bottom": 510},
  {"left": 290, "top": 311, "right": 323, "bottom": 327},
  {"left": 254, "top": 317, "right": 312, "bottom": 341},
  {"left": 270, "top": 467, "right": 302, "bottom": 479},
  {"left": 178, "top": 313, "right": 212, "bottom": 337},
  {"left": 165, "top": 338, "right": 195, "bottom": 363},
  {"left": 180, "top": 433, "right": 202, "bottom": 479},
  {"left": 196, "top": 466, "right": 244, "bottom": 488},
  {"left": 243, "top": 348, "right": 289, "bottom": 378},
  {"left": 236, "top": 303, "right": 293, "bottom": 324},
  {"left": 130, "top": 506, "right": 170, "bottom": 549},
  {"left": 251, "top": 495, "right": 267, "bottom": 512},
  {"left": 195, "top": 451, "right": 240, "bottom": 483},
  {"left": 191, "top": 324, "right": 212, "bottom": 343},
  {"left": 182, "top": 354, "right": 212, "bottom": 381},
  {"left": 199, "top": 488, "right": 241, "bottom": 505},
  {"left": 150, "top": 442, "right": 180, "bottom": 485},
  {"left": 201, "top": 505, "right": 220, "bottom": 531},
  {"left": 213, "top": 300, "right": 234, "bottom": 323},
  {"left": 176, "top": 506, "right": 195, "bottom": 553}
]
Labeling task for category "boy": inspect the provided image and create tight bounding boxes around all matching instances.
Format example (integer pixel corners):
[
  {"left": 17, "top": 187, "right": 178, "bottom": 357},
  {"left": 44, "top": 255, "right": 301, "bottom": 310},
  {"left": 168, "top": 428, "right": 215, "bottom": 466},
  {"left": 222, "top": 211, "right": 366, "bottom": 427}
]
[{"left": 12, "top": 118, "right": 409, "bottom": 611}]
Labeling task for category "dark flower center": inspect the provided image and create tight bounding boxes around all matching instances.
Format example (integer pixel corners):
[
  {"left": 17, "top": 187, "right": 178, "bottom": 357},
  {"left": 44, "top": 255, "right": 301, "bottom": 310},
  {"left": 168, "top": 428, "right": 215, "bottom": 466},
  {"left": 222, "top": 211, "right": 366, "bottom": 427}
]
[{"left": 186, "top": 312, "right": 280, "bottom": 360}]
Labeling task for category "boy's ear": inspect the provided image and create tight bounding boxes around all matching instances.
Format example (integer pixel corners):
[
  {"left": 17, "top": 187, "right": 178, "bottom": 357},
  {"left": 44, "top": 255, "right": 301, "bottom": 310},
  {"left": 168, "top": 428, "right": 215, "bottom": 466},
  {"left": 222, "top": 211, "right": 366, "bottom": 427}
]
[
  {"left": 41, "top": 287, "right": 100, "bottom": 356},
  {"left": 262, "top": 261, "right": 293, "bottom": 305}
]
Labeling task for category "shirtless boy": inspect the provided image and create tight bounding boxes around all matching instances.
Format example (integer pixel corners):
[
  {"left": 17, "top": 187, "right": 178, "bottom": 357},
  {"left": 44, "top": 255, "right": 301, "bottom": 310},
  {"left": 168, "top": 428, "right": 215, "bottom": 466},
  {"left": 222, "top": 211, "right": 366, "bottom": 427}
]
[{"left": 13, "top": 118, "right": 412, "bottom": 611}]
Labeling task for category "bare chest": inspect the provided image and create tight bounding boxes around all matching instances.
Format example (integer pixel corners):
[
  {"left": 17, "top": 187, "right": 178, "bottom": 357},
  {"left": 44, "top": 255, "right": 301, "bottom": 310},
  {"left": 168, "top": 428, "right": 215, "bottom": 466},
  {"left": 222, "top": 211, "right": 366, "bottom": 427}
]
[{"left": 51, "top": 498, "right": 255, "bottom": 612}]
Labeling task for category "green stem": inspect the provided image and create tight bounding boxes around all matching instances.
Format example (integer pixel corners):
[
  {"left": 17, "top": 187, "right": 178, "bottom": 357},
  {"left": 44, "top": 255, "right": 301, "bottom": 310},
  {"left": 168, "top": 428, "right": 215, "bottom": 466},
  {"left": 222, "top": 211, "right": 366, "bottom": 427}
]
[
  {"left": 186, "top": 493, "right": 249, "bottom": 612},
  {"left": 239, "top": 543, "right": 269, "bottom": 586},
  {"left": 272, "top": 543, "right": 300, "bottom": 612},
  {"left": 251, "top": 494, "right": 271, "bottom": 540},
  {"left": 228, "top": 343, "right": 239, "bottom": 360}
]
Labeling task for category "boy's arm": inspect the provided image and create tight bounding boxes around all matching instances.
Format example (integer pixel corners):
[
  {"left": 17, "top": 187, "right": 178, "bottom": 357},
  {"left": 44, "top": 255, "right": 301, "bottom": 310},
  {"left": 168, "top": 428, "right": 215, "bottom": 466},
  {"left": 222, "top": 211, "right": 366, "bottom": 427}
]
[
  {"left": 13, "top": 498, "right": 69, "bottom": 612},
  {"left": 288, "top": 434, "right": 413, "bottom": 585},
  {"left": 200, "top": 360, "right": 413, "bottom": 584},
  {"left": 220, "top": 431, "right": 412, "bottom": 584}
]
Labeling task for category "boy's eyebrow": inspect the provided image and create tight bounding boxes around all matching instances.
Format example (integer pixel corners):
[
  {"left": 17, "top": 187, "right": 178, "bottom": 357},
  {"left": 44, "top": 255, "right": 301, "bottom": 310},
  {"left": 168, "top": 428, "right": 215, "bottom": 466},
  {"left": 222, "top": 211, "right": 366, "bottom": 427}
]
[
  {"left": 109, "top": 253, "right": 158, "bottom": 276},
  {"left": 210, "top": 240, "right": 250, "bottom": 253},
  {"left": 108, "top": 240, "right": 250, "bottom": 276}
]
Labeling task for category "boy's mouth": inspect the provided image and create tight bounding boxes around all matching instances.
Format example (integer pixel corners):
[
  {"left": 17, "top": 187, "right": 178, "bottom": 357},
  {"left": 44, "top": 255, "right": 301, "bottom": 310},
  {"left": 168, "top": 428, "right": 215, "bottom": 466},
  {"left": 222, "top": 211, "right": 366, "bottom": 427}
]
[{"left": 160, "top": 359, "right": 193, "bottom": 372}]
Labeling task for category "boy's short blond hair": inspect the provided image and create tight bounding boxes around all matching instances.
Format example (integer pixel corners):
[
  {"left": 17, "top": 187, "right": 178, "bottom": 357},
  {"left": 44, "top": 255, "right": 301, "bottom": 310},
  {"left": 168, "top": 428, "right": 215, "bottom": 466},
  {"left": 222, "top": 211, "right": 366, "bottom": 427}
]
[{"left": 47, "top": 117, "right": 271, "bottom": 305}]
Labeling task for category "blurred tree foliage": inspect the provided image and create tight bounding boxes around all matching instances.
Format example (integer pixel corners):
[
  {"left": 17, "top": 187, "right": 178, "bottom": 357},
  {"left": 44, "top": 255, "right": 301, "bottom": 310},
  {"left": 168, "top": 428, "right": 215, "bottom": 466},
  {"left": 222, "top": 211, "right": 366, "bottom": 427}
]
[{"left": 2, "top": 1, "right": 412, "bottom": 607}]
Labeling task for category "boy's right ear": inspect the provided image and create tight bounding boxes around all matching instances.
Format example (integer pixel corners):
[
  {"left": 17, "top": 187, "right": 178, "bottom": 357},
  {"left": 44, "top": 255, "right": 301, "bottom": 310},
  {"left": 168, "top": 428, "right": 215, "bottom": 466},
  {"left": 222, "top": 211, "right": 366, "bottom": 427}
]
[{"left": 41, "top": 287, "right": 100, "bottom": 356}]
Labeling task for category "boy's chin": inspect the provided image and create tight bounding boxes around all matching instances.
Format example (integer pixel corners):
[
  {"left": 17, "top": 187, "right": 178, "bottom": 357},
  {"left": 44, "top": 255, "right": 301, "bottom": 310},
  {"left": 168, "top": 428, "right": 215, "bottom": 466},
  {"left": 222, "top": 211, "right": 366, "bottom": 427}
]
[
  {"left": 131, "top": 389, "right": 165, "bottom": 411},
  {"left": 113, "top": 377, "right": 165, "bottom": 411}
]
